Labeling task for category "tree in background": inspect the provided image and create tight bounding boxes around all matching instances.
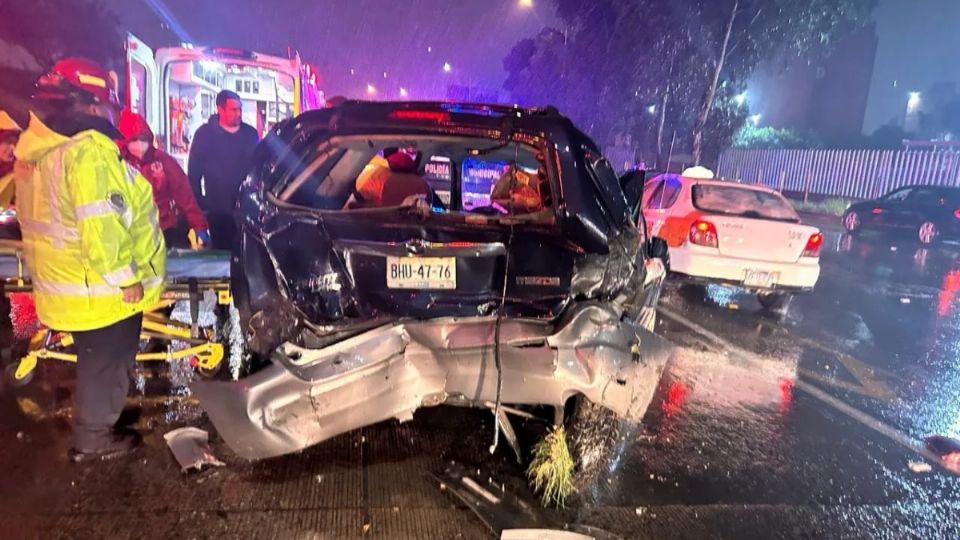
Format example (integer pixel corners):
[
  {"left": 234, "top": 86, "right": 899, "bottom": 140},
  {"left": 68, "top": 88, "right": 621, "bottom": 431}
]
[
  {"left": 733, "top": 125, "right": 820, "bottom": 149},
  {"left": 0, "top": 0, "right": 122, "bottom": 123},
  {"left": 503, "top": 0, "right": 876, "bottom": 167}
]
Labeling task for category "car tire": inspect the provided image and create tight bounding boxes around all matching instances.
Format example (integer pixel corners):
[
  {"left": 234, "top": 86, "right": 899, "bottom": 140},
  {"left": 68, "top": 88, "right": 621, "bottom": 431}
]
[
  {"left": 918, "top": 221, "right": 939, "bottom": 245},
  {"left": 565, "top": 395, "right": 627, "bottom": 493},
  {"left": 842, "top": 210, "right": 861, "bottom": 234},
  {"left": 758, "top": 292, "right": 792, "bottom": 312}
]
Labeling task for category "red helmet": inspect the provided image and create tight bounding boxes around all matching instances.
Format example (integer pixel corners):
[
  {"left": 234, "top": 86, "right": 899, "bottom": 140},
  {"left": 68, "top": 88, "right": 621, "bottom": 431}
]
[{"left": 35, "top": 57, "right": 120, "bottom": 107}]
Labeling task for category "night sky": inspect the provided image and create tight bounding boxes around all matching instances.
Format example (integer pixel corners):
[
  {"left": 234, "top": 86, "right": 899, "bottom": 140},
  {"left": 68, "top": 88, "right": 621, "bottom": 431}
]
[
  {"left": 105, "top": 0, "right": 953, "bottom": 135},
  {"left": 104, "top": 0, "right": 557, "bottom": 101},
  {"left": 864, "top": 0, "right": 960, "bottom": 133}
]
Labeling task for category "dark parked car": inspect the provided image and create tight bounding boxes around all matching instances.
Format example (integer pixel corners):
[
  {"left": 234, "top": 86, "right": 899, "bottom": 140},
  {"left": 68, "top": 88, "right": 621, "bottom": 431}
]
[
  {"left": 843, "top": 185, "right": 960, "bottom": 245},
  {"left": 193, "top": 101, "right": 673, "bottom": 474}
]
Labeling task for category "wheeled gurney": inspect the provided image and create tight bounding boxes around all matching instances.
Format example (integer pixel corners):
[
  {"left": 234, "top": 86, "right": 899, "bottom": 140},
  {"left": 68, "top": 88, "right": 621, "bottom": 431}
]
[{"left": 0, "top": 240, "right": 233, "bottom": 384}]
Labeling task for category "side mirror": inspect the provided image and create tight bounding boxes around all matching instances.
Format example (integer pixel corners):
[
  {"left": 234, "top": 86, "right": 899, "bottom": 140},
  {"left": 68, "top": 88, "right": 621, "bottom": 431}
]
[
  {"left": 647, "top": 236, "right": 669, "bottom": 265},
  {"left": 619, "top": 169, "right": 646, "bottom": 224}
]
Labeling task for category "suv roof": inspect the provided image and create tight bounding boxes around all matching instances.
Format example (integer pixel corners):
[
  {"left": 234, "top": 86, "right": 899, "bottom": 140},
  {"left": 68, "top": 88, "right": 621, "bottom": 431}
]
[{"left": 282, "top": 100, "right": 602, "bottom": 153}]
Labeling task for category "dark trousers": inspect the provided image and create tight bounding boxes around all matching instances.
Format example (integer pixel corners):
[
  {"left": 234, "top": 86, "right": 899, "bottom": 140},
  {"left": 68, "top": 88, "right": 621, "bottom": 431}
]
[
  {"left": 207, "top": 212, "right": 236, "bottom": 251},
  {"left": 71, "top": 313, "right": 143, "bottom": 451},
  {"left": 163, "top": 222, "right": 192, "bottom": 249}
]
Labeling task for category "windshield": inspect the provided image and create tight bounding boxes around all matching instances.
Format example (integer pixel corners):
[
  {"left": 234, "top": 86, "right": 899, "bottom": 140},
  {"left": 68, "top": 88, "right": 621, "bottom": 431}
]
[{"left": 692, "top": 184, "right": 800, "bottom": 222}]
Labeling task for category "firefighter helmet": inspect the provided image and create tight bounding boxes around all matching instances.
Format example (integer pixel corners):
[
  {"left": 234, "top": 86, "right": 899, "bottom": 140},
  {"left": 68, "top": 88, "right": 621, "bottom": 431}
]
[{"left": 35, "top": 57, "right": 120, "bottom": 107}]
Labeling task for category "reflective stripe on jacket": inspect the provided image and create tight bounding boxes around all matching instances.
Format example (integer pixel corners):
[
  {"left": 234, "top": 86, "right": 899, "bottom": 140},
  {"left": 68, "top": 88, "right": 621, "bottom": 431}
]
[{"left": 14, "top": 113, "right": 166, "bottom": 331}]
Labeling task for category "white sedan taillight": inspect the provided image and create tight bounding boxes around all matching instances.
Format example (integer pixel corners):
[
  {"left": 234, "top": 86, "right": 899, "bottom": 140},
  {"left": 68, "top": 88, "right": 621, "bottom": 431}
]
[
  {"left": 689, "top": 220, "right": 719, "bottom": 248},
  {"left": 801, "top": 232, "right": 823, "bottom": 258}
]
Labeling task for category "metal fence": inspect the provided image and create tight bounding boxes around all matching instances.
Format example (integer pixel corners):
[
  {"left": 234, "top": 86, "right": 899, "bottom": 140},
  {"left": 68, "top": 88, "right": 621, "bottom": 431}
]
[{"left": 716, "top": 148, "right": 960, "bottom": 201}]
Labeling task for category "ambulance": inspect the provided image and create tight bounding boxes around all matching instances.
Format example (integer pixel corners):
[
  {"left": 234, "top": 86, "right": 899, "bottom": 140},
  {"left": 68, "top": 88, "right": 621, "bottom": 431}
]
[{"left": 125, "top": 34, "right": 324, "bottom": 167}]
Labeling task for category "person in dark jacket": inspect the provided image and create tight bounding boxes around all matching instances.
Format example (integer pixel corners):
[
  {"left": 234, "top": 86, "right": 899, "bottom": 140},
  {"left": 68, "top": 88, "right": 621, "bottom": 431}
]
[
  {"left": 118, "top": 110, "right": 209, "bottom": 249},
  {"left": 187, "top": 90, "right": 259, "bottom": 250}
]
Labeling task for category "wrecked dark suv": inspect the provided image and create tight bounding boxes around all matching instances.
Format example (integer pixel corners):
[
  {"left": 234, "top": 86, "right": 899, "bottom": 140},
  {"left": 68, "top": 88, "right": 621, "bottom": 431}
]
[{"left": 194, "top": 102, "right": 673, "bottom": 464}]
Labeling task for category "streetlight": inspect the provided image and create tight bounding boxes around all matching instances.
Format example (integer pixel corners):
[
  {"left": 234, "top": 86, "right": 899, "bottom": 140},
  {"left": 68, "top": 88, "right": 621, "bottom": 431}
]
[
  {"left": 646, "top": 104, "right": 656, "bottom": 115},
  {"left": 519, "top": 0, "right": 534, "bottom": 8},
  {"left": 749, "top": 114, "right": 762, "bottom": 126},
  {"left": 907, "top": 91, "right": 921, "bottom": 112},
  {"left": 443, "top": 62, "right": 452, "bottom": 73},
  {"left": 399, "top": 87, "right": 408, "bottom": 98},
  {"left": 734, "top": 92, "right": 747, "bottom": 107},
  {"left": 366, "top": 83, "right": 376, "bottom": 95}
]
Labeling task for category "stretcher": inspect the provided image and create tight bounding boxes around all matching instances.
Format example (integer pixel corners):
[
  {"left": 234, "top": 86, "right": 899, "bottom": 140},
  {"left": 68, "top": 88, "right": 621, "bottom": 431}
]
[{"left": 0, "top": 240, "right": 233, "bottom": 385}]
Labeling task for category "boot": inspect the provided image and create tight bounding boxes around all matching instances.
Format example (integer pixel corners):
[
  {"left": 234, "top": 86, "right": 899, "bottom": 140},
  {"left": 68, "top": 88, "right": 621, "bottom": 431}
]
[{"left": 68, "top": 431, "right": 142, "bottom": 463}]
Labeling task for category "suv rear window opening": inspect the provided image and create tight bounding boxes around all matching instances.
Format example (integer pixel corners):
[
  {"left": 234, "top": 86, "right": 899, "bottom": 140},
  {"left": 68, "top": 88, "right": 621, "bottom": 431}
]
[{"left": 285, "top": 135, "right": 551, "bottom": 217}]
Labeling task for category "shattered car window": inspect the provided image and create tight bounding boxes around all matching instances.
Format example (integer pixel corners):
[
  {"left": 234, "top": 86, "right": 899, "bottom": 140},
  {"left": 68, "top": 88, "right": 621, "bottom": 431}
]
[
  {"left": 279, "top": 135, "right": 550, "bottom": 217},
  {"left": 583, "top": 149, "right": 630, "bottom": 223},
  {"left": 692, "top": 184, "right": 800, "bottom": 222}
]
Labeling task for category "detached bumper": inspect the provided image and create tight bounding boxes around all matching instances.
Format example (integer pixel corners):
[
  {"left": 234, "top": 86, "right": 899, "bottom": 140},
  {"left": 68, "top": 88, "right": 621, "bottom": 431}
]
[
  {"left": 670, "top": 246, "right": 820, "bottom": 291},
  {"left": 193, "top": 304, "right": 673, "bottom": 460}
]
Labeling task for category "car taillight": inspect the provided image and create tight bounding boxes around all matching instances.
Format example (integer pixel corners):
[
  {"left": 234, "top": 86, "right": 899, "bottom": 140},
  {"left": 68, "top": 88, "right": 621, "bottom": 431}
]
[
  {"left": 954, "top": 209, "right": 960, "bottom": 219},
  {"left": 872, "top": 207, "right": 883, "bottom": 215},
  {"left": 689, "top": 220, "right": 718, "bottom": 248},
  {"left": 801, "top": 232, "right": 823, "bottom": 258}
]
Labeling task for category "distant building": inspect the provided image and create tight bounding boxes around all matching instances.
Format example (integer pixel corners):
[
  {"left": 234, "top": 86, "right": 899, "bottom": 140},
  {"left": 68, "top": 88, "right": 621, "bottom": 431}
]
[{"left": 747, "top": 25, "right": 879, "bottom": 136}]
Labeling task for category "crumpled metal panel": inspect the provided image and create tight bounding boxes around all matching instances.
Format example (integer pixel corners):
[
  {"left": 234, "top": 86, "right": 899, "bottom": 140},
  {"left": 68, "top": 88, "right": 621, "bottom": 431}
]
[{"left": 193, "top": 302, "right": 673, "bottom": 460}]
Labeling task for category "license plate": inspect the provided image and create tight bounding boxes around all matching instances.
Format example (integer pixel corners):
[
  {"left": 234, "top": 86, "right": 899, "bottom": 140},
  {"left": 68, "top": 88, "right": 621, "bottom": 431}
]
[
  {"left": 743, "top": 270, "right": 778, "bottom": 288},
  {"left": 386, "top": 256, "right": 456, "bottom": 289}
]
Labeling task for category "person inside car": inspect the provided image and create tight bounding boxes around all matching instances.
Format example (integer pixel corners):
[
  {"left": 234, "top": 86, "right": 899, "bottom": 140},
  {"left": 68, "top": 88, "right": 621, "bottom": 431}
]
[
  {"left": 348, "top": 148, "right": 431, "bottom": 208},
  {"left": 490, "top": 165, "right": 544, "bottom": 214}
]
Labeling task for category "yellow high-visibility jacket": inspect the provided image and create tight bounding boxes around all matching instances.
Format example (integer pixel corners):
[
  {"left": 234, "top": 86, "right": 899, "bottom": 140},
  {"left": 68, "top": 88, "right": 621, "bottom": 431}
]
[
  {"left": 14, "top": 113, "right": 166, "bottom": 331},
  {"left": 0, "top": 171, "right": 14, "bottom": 208}
]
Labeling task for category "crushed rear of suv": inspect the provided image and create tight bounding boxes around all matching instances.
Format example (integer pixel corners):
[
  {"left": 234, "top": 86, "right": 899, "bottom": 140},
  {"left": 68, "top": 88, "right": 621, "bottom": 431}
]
[{"left": 193, "top": 102, "right": 673, "bottom": 474}]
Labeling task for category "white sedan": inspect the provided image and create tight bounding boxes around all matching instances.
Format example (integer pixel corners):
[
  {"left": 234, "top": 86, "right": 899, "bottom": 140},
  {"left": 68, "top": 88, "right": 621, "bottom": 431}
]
[{"left": 641, "top": 172, "right": 822, "bottom": 310}]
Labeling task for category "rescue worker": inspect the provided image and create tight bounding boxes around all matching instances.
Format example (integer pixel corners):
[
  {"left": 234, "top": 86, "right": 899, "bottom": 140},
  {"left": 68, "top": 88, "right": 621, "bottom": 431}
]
[
  {"left": 15, "top": 58, "right": 166, "bottom": 462},
  {"left": 0, "top": 110, "right": 21, "bottom": 208},
  {"left": 118, "top": 110, "right": 210, "bottom": 249},
  {"left": 188, "top": 90, "right": 259, "bottom": 250}
]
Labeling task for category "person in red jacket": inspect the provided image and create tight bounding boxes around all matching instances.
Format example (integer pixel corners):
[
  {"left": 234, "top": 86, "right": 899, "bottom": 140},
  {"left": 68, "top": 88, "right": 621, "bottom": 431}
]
[{"left": 117, "top": 110, "right": 210, "bottom": 249}]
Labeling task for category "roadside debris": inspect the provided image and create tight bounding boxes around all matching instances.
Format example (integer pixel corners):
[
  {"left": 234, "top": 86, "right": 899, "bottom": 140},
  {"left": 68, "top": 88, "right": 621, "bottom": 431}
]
[
  {"left": 501, "top": 529, "right": 603, "bottom": 540},
  {"left": 908, "top": 461, "right": 932, "bottom": 473},
  {"left": 436, "top": 463, "right": 622, "bottom": 539},
  {"left": 163, "top": 427, "right": 225, "bottom": 472}
]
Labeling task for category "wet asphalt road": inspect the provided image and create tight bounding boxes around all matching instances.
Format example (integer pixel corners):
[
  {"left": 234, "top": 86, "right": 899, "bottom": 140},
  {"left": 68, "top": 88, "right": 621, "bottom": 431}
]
[{"left": 3, "top": 213, "right": 960, "bottom": 539}]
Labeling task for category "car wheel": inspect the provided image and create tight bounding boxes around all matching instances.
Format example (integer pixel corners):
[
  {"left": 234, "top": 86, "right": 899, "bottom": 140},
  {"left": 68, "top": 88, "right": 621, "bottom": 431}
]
[
  {"left": 918, "top": 221, "right": 939, "bottom": 245},
  {"left": 758, "top": 292, "right": 792, "bottom": 312},
  {"left": 565, "top": 395, "right": 627, "bottom": 493},
  {"left": 842, "top": 210, "right": 861, "bottom": 233}
]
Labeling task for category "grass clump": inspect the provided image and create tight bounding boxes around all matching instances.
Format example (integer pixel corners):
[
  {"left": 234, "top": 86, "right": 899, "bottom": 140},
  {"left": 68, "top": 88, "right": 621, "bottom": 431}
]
[{"left": 527, "top": 426, "right": 575, "bottom": 507}]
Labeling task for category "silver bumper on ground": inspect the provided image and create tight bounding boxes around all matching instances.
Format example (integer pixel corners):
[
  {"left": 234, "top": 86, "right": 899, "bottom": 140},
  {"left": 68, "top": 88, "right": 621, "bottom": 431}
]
[{"left": 193, "top": 303, "right": 674, "bottom": 460}]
